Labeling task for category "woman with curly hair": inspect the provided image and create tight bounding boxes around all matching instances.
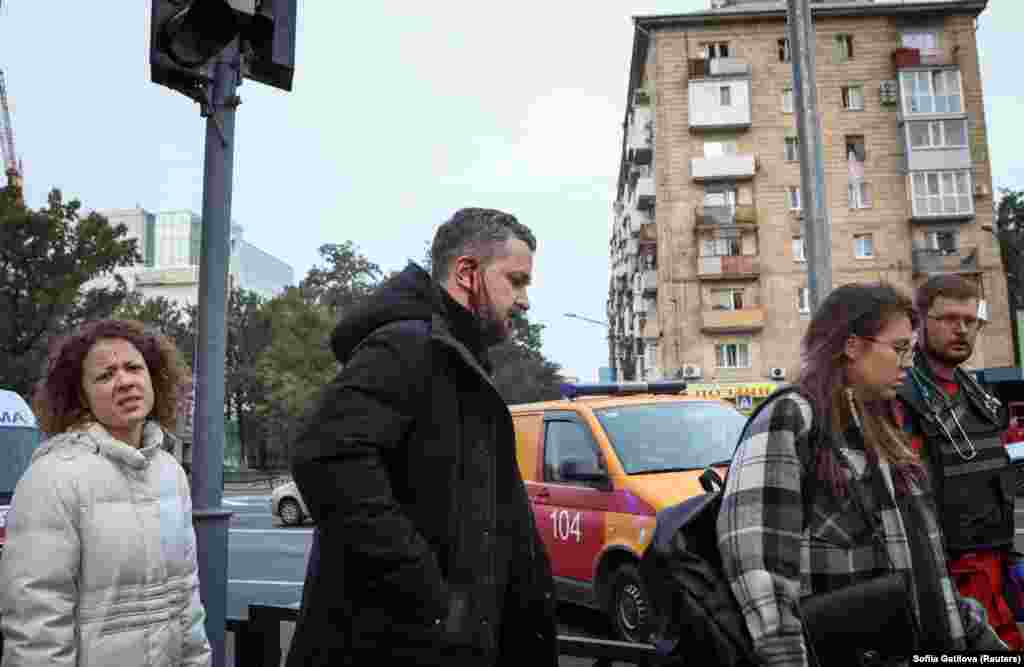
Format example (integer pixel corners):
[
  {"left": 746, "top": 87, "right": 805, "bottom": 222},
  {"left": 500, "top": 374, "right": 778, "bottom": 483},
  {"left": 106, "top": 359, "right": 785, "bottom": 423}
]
[{"left": 0, "top": 319, "right": 210, "bottom": 667}]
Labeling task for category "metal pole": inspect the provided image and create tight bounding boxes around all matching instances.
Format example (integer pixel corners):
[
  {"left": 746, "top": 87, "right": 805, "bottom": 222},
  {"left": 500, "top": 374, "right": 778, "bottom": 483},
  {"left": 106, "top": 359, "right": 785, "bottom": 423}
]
[
  {"left": 788, "top": 0, "right": 832, "bottom": 312},
  {"left": 192, "top": 38, "right": 240, "bottom": 667}
]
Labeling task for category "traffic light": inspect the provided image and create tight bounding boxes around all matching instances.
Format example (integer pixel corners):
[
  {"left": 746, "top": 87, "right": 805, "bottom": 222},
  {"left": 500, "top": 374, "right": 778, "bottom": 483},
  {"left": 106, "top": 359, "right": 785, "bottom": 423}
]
[{"left": 150, "top": 0, "right": 296, "bottom": 100}]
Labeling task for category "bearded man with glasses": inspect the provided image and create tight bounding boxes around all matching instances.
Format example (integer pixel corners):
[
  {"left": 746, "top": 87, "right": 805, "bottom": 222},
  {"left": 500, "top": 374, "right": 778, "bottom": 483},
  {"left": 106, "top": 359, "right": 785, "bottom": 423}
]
[{"left": 895, "top": 273, "right": 1021, "bottom": 650}]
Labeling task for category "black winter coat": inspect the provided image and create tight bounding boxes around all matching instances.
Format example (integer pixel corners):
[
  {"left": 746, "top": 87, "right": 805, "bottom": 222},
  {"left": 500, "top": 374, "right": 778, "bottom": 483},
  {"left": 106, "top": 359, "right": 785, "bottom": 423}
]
[{"left": 284, "top": 263, "right": 557, "bottom": 667}]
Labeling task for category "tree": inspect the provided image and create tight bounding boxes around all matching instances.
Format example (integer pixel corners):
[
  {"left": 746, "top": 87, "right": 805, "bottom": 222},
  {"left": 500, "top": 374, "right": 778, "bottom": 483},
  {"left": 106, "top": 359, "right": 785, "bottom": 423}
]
[
  {"left": 253, "top": 287, "right": 336, "bottom": 467},
  {"left": 115, "top": 293, "right": 197, "bottom": 366},
  {"left": 0, "top": 187, "right": 139, "bottom": 396},
  {"left": 299, "top": 242, "right": 383, "bottom": 313},
  {"left": 491, "top": 313, "right": 565, "bottom": 404},
  {"left": 225, "top": 287, "right": 272, "bottom": 468},
  {"left": 995, "top": 188, "right": 1024, "bottom": 363}
]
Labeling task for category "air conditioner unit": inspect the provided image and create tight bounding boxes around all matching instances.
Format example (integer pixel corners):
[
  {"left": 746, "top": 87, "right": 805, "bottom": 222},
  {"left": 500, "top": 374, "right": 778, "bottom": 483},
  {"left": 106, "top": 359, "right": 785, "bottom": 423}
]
[
  {"left": 682, "top": 364, "right": 703, "bottom": 379},
  {"left": 770, "top": 367, "right": 786, "bottom": 380}
]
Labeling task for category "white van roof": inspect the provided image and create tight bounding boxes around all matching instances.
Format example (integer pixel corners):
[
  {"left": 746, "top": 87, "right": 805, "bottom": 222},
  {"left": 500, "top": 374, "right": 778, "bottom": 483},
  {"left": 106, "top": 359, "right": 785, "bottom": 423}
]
[{"left": 0, "top": 390, "right": 37, "bottom": 428}]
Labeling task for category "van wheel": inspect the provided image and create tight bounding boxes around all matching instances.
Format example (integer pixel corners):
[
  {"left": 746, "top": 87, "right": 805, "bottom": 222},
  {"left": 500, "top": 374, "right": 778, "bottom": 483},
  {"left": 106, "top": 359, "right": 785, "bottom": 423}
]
[
  {"left": 609, "top": 563, "right": 652, "bottom": 644},
  {"left": 279, "top": 498, "right": 303, "bottom": 526}
]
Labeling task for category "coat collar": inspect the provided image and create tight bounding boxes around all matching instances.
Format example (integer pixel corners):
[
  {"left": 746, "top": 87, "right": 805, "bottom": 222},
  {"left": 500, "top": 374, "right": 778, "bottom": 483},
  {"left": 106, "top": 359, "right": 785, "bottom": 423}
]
[
  {"left": 430, "top": 312, "right": 499, "bottom": 395},
  {"left": 33, "top": 421, "right": 165, "bottom": 470}
]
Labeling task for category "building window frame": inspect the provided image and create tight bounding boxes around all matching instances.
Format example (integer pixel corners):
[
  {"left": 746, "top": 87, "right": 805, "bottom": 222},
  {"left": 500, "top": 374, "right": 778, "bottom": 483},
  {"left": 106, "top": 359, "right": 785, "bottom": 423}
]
[
  {"left": 701, "top": 237, "right": 742, "bottom": 257},
  {"left": 901, "top": 30, "right": 941, "bottom": 56},
  {"left": 925, "top": 229, "right": 960, "bottom": 254},
  {"left": 787, "top": 186, "right": 802, "bottom": 211},
  {"left": 785, "top": 136, "right": 800, "bottom": 162},
  {"left": 907, "top": 118, "right": 968, "bottom": 150},
  {"left": 848, "top": 181, "right": 872, "bottom": 210},
  {"left": 835, "top": 34, "right": 854, "bottom": 62},
  {"left": 778, "top": 38, "right": 791, "bottom": 63},
  {"left": 842, "top": 85, "right": 865, "bottom": 111},
  {"left": 793, "top": 237, "right": 806, "bottom": 262},
  {"left": 911, "top": 169, "right": 973, "bottom": 217},
  {"left": 854, "top": 233, "right": 875, "bottom": 259},
  {"left": 901, "top": 69, "right": 963, "bottom": 116},
  {"left": 715, "top": 342, "right": 751, "bottom": 369},
  {"left": 700, "top": 42, "right": 730, "bottom": 60},
  {"left": 704, "top": 140, "right": 738, "bottom": 158},
  {"left": 720, "top": 85, "right": 732, "bottom": 107},
  {"left": 798, "top": 287, "right": 810, "bottom": 314},
  {"left": 711, "top": 288, "right": 746, "bottom": 311}
]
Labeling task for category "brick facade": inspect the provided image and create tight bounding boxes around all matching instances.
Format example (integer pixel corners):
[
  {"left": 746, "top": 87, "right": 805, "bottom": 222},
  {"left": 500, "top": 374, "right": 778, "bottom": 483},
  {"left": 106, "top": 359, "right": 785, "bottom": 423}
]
[{"left": 609, "top": 2, "right": 1010, "bottom": 385}]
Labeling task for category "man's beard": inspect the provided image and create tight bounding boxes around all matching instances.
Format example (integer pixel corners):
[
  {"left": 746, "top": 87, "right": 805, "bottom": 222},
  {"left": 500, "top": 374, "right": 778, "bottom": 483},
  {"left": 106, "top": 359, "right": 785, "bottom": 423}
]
[
  {"left": 472, "top": 278, "right": 512, "bottom": 348},
  {"left": 925, "top": 329, "right": 973, "bottom": 367}
]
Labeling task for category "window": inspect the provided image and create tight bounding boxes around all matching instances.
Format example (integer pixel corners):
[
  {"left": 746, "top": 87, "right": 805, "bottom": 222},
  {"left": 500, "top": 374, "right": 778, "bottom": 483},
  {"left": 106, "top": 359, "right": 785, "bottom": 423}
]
[
  {"left": 911, "top": 170, "right": 973, "bottom": 217},
  {"left": 845, "top": 135, "right": 866, "bottom": 162},
  {"left": 901, "top": 69, "right": 962, "bottom": 115},
  {"left": 793, "top": 237, "right": 806, "bottom": 262},
  {"left": 798, "top": 287, "right": 810, "bottom": 314},
  {"left": 925, "top": 230, "right": 959, "bottom": 254},
  {"left": 842, "top": 85, "right": 865, "bottom": 111},
  {"left": 704, "top": 140, "right": 738, "bottom": 157},
  {"left": 902, "top": 30, "right": 939, "bottom": 54},
  {"left": 907, "top": 119, "right": 968, "bottom": 149},
  {"left": 782, "top": 88, "right": 794, "bottom": 113},
  {"left": 720, "top": 85, "right": 732, "bottom": 107},
  {"left": 787, "top": 186, "right": 802, "bottom": 211},
  {"left": 711, "top": 288, "right": 745, "bottom": 311},
  {"left": 778, "top": 38, "right": 791, "bottom": 63},
  {"left": 848, "top": 181, "right": 872, "bottom": 209},
  {"left": 701, "top": 237, "right": 742, "bottom": 257},
  {"left": 854, "top": 234, "right": 875, "bottom": 259},
  {"left": 701, "top": 42, "right": 730, "bottom": 59},
  {"left": 835, "top": 34, "right": 854, "bottom": 62},
  {"left": 543, "top": 420, "right": 602, "bottom": 484},
  {"left": 785, "top": 136, "right": 800, "bottom": 162},
  {"left": 715, "top": 343, "right": 751, "bottom": 369}
]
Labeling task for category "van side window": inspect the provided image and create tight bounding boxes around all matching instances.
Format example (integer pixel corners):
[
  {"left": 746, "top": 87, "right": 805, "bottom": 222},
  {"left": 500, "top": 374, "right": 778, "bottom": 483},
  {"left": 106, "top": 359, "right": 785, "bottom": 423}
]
[{"left": 544, "top": 420, "right": 602, "bottom": 484}]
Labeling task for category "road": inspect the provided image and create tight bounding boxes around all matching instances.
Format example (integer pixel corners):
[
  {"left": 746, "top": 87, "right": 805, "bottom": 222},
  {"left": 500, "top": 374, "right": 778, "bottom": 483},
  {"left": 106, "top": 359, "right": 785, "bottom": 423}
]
[
  {"left": 224, "top": 493, "right": 1024, "bottom": 665},
  {"left": 223, "top": 494, "right": 614, "bottom": 665}
]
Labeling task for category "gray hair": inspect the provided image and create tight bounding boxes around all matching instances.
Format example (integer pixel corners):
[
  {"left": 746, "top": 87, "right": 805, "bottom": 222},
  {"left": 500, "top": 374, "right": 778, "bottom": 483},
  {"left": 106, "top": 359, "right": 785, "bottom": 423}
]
[{"left": 430, "top": 208, "right": 536, "bottom": 282}]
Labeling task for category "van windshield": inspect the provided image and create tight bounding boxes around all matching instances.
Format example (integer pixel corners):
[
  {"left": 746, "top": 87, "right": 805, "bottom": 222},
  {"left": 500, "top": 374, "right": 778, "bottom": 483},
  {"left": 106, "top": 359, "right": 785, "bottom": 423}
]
[
  {"left": 0, "top": 427, "right": 40, "bottom": 502},
  {"left": 593, "top": 401, "right": 747, "bottom": 475}
]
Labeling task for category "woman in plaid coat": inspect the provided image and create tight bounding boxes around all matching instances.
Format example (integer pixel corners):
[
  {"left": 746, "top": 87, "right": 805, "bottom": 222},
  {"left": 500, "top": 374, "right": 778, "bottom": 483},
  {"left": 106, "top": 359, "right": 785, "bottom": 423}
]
[{"left": 717, "top": 283, "right": 1005, "bottom": 666}]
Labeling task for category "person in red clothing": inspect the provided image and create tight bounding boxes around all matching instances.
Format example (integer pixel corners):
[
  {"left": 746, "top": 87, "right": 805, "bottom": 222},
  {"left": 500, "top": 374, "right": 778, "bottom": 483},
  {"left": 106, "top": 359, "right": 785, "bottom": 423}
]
[{"left": 896, "top": 274, "right": 1022, "bottom": 650}]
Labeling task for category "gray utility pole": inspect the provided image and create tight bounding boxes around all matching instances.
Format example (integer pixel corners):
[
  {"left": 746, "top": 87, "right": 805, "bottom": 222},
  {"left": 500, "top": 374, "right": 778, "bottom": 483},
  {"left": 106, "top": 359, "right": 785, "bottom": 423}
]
[
  {"left": 788, "top": 0, "right": 832, "bottom": 312},
  {"left": 565, "top": 312, "right": 616, "bottom": 380},
  {"left": 191, "top": 37, "right": 240, "bottom": 667}
]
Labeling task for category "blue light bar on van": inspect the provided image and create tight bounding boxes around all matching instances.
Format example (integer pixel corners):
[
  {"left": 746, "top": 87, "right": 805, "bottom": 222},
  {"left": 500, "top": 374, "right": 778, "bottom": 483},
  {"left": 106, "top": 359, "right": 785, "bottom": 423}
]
[{"left": 560, "top": 381, "right": 688, "bottom": 400}]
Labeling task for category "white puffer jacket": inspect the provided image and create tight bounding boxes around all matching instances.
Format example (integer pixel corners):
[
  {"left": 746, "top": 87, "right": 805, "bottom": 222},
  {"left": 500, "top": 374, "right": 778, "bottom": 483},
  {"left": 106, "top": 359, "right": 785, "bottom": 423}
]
[{"left": 0, "top": 422, "right": 211, "bottom": 667}]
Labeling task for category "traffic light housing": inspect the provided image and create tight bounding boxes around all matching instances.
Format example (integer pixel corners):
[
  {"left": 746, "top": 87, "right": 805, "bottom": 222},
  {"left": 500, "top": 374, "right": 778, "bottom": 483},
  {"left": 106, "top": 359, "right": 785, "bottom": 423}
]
[{"left": 150, "top": 0, "right": 296, "bottom": 99}]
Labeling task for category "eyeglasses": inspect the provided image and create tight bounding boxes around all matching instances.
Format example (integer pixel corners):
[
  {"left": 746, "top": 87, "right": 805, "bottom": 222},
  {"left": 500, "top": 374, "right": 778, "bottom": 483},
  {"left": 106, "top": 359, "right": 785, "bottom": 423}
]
[
  {"left": 927, "top": 313, "right": 983, "bottom": 332},
  {"left": 859, "top": 336, "right": 915, "bottom": 362}
]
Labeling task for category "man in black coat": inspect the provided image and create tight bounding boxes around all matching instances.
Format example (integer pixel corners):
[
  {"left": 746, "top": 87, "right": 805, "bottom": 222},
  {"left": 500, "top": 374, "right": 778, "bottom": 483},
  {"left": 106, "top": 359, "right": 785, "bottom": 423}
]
[{"left": 285, "top": 208, "right": 558, "bottom": 667}]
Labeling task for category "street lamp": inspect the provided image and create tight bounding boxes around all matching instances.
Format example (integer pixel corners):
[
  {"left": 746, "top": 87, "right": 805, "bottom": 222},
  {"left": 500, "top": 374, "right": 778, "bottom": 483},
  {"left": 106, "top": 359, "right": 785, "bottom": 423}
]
[{"left": 564, "top": 313, "right": 617, "bottom": 381}]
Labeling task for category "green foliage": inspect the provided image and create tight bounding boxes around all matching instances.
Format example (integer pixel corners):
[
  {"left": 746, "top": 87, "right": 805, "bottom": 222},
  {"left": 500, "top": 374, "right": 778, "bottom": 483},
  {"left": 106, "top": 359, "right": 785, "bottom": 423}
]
[
  {"left": 995, "top": 188, "right": 1024, "bottom": 310},
  {"left": 253, "top": 287, "right": 337, "bottom": 466},
  {"left": 0, "top": 187, "right": 139, "bottom": 396},
  {"left": 299, "top": 242, "right": 383, "bottom": 313},
  {"left": 491, "top": 312, "right": 563, "bottom": 404}
]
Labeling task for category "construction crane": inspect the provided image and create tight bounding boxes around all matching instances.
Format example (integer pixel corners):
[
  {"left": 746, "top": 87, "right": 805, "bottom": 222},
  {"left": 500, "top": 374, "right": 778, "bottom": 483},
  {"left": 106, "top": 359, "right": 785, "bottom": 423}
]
[{"left": 0, "top": 69, "right": 23, "bottom": 195}]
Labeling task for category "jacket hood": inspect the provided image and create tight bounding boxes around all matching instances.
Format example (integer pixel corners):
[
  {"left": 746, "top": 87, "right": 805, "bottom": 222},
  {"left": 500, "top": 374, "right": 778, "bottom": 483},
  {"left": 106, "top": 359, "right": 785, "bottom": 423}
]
[
  {"left": 330, "top": 262, "right": 447, "bottom": 363},
  {"left": 32, "top": 421, "right": 166, "bottom": 470}
]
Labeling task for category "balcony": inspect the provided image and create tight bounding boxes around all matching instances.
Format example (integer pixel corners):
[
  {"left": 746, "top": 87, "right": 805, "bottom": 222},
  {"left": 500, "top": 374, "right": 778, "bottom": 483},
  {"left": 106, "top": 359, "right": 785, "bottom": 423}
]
[
  {"left": 691, "top": 154, "right": 757, "bottom": 182},
  {"left": 697, "top": 255, "right": 760, "bottom": 280},
  {"left": 701, "top": 306, "right": 766, "bottom": 334},
  {"left": 640, "top": 269, "right": 657, "bottom": 295},
  {"left": 633, "top": 175, "right": 655, "bottom": 210},
  {"left": 688, "top": 57, "right": 750, "bottom": 79},
  {"left": 912, "top": 245, "right": 980, "bottom": 276},
  {"left": 627, "top": 107, "right": 653, "bottom": 165},
  {"left": 695, "top": 204, "right": 758, "bottom": 229},
  {"left": 893, "top": 48, "right": 957, "bottom": 71},
  {"left": 689, "top": 78, "right": 751, "bottom": 131}
]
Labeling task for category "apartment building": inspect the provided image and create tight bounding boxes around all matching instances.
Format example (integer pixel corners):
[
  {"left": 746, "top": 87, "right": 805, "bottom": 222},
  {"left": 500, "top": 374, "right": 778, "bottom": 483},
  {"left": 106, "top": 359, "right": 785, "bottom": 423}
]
[{"left": 607, "top": 0, "right": 1011, "bottom": 401}]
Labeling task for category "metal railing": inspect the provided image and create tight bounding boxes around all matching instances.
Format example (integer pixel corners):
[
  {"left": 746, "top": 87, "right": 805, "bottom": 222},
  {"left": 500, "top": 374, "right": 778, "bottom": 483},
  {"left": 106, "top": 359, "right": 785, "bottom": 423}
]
[{"left": 225, "top": 603, "right": 669, "bottom": 667}]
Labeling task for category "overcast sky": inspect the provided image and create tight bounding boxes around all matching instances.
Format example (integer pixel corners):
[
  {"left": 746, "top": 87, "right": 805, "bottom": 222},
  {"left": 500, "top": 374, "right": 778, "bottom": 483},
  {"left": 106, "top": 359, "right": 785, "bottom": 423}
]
[{"left": 2, "top": 1, "right": 1020, "bottom": 381}]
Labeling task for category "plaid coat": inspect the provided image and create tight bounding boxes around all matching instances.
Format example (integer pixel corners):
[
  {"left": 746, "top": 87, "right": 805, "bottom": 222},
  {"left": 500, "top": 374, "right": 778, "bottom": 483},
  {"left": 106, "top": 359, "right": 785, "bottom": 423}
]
[{"left": 716, "top": 392, "right": 991, "bottom": 666}]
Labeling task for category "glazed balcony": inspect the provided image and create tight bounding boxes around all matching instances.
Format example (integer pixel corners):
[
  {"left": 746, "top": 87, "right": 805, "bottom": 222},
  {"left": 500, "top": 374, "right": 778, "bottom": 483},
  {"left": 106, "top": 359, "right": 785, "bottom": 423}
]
[
  {"left": 701, "top": 306, "right": 766, "bottom": 334},
  {"left": 697, "top": 255, "right": 760, "bottom": 280},
  {"left": 912, "top": 245, "right": 979, "bottom": 276}
]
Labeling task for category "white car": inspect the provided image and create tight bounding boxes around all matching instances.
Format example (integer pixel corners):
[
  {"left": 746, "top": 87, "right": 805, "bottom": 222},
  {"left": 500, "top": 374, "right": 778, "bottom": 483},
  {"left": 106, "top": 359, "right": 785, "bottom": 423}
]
[{"left": 270, "top": 480, "right": 310, "bottom": 526}]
